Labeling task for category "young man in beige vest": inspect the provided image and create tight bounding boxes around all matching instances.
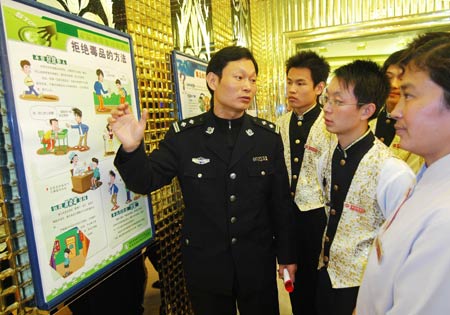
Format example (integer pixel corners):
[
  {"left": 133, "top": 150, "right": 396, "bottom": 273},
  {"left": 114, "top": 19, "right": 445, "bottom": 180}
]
[
  {"left": 276, "top": 51, "right": 332, "bottom": 315},
  {"left": 316, "top": 60, "right": 415, "bottom": 315}
]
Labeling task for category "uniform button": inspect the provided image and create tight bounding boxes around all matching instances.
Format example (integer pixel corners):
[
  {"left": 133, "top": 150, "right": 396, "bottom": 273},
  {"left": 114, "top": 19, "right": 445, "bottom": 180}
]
[
  {"left": 325, "top": 236, "right": 330, "bottom": 242},
  {"left": 292, "top": 175, "right": 298, "bottom": 180},
  {"left": 185, "top": 238, "right": 190, "bottom": 245},
  {"left": 294, "top": 157, "right": 299, "bottom": 163},
  {"left": 297, "top": 121, "right": 303, "bottom": 127},
  {"left": 291, "top": 192, "right": 295, "bottom": 197},
  {"left": 330, "top": 209, "right": 336, "bottom": 215},
  {"left": 323, "top": 256, "right": 329, "bottom": 263},
  {"left": 380, "top": 137, "right": 385, "bottom": 143},
  {"left": 340, "top": 159, "right": 346, "bottom": 166},
  {"left": 230, "top": 195, "right": 236, "bottom": 202},
  {"left": 231, "top": 237, "right": 237, "bottom": 245},
  {"left": 333, "top": 184, "right": 339, "bottom": 191},
  {"left": 386, "top": 119, "right": 391, "bottom": 124},
  {"left": 260, "top": 170, "right": 266, "bottom": 176},
  {"left": 295, "top": 139, "right": 301, "bottom": 144},
  {"left": 229, "top": 173, "right": 237, "bottom": 180},
  {"left": 230, "top": 217, "right": 237, "bottom": 224},
  {"left": 197, "top": 173, "right": 203, "bottom": 178}
]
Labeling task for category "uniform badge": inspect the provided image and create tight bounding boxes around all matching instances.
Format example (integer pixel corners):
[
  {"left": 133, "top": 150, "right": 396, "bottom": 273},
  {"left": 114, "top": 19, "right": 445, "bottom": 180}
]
[
  {"left": 192, "top": 157, "right": 210, "bottom": 165},
  {"left": 189, "top": 119, "right": 194, "bottom": 124},
  {"left": 205, "top": 127, "right": 215, "bottom": 134},
  {"left": 246, "top": 129, "right": 254, "bottom": 136},
  {"left": 181, "top": 122, "right": 187, "bottom": 127}
]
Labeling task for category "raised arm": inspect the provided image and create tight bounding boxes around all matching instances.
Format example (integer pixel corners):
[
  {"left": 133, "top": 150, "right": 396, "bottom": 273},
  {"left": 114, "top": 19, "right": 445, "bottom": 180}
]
[{"left": 108, "top": 103, "right": 148, "bottom": 152}]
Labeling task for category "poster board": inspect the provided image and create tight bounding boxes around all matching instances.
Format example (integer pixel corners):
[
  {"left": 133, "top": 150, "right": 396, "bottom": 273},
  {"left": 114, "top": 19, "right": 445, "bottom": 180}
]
[
  {"left": 172, "top": 50, "right": 209, "bottom": 119},
  {"left": 0, "top": 0, "right": 154, "bottom": 309}
]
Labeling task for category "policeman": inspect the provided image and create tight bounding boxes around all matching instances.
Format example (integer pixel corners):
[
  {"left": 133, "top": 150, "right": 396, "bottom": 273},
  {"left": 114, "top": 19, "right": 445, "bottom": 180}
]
[{"left": 110, "top": 46, "right": 296, "bottom": 315}]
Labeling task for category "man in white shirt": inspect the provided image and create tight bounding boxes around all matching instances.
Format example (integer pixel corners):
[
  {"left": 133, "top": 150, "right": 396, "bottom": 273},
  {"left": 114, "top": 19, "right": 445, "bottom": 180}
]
[{"left": 356, "top": 32, "right": 450, "bottom": 315}]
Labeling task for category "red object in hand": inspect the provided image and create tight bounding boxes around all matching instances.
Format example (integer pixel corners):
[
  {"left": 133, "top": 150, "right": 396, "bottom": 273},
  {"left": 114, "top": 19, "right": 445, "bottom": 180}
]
[{"left": 283, "top": 269, "right": 294, "bottom": 293}]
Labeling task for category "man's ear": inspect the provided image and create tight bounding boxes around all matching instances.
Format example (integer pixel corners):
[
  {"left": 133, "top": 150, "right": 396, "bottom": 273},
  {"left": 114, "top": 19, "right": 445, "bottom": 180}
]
[
  {"left": 206, "top": 72, "right": 218, "bottom": 91},
  {"left": 360, "top": 103, "right": 376, "bottom": 120},
  {"left": 315, "top": 81, "right": 326, "bottom": 95}
]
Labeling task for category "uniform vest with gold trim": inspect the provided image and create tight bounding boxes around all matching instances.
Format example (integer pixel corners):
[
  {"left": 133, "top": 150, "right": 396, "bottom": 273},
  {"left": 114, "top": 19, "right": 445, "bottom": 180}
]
[
  {"left": 277, "top": 111, "right": 333, "bottom": 211},
  {"left": 319, "top": 139, "right": 393, "bottom": 288}
]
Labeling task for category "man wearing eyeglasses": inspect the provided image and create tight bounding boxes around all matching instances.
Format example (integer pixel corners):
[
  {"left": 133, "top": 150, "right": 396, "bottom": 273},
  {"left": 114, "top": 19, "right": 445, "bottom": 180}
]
[
  {"left": 276, "top": 51, "right": 333, "bottom": 315},
  {"left": 316, "top": 60, "right": 415, "bottom": 315}
]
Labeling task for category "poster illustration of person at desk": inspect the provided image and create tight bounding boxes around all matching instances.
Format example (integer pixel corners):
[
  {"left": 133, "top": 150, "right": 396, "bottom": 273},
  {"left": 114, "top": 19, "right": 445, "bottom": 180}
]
[{"left": 0, "top": 0, "right": 154, "bottom": 308}]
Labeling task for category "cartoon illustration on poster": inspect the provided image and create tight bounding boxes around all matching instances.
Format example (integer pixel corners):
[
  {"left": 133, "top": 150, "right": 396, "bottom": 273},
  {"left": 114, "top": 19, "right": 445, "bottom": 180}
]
[
  {"left": 172, "top": 51, "right": 209, "bottom": 119},
  {"left": 0, "top": 0, "right": 153, "bottom": 308}
]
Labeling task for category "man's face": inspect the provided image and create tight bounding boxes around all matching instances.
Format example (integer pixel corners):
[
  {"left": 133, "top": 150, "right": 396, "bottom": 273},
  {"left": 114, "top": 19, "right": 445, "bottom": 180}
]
[
  {"left": 75, "top": 114, "right": 81, "bottom": 123},
  {"left": 286, "top": 67, "right": 323, "bottom": 114},
  {"left": 392, "top": 65, "right": 450, "bottom": 164},
  {"left": 323, "top": 77, "right": 367, "bottom": 145},
  {"left": 209, "top": 58, "right": 257, "bottom": 117},
  {"left": 385, "top": 64, "right": 402, "bottom": 111}
]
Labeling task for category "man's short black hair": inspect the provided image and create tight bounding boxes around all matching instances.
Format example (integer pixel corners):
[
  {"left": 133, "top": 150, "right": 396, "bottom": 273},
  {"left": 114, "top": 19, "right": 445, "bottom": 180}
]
[
  {"left": 334, "top": 60, "right": 390, "bottom": 120},
  {"left": 286, "top": 50, "right": 330, "bottom": 86},
  {"left": 382, "top": 49, "right": 406, "bottom": 74}
]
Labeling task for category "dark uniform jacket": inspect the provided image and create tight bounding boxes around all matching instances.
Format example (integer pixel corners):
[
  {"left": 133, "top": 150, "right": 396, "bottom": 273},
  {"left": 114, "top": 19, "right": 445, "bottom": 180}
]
[{"left": 114, "top": 111, "right": 295, "bottom": 296}]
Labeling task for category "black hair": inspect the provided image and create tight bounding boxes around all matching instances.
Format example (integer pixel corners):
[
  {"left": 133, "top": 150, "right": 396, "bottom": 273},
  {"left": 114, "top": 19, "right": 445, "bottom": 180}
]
[
  {"left": 334, "top": 60, "right": 390, "bottom": 119},
  {"left": 382, "top": 49, "right": 406, "bottom": 74},
  {"left": 286, "top": 50, "right": 330, "bottom": 86},
  {"left": 403, "top": 36, "right": 450, "bottom": 109},
  {"left": 400, "top": 32, "right": 450, "bottom": 67},
  {"left": 72, "top": 107, "right": 82, "bottom": 117}
]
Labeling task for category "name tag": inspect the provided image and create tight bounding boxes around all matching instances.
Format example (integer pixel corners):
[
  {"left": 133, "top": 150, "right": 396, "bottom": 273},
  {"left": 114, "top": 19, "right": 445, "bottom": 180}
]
[
  {"left": 253, "top": 156, "right": 268, "bottom": 162},
  {"left": 304, "top": 144, "right": 318, "bottom": 153},
  {"left": 344, "top": 202, "right": 365, "bottom": 213}
]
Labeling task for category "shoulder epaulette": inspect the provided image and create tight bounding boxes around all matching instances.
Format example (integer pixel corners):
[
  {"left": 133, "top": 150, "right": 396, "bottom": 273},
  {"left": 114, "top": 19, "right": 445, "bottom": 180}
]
[
  {"left": 172, "top": 115, "right": 206, "bottom": 133},
  {"left": 251, "top": 117, "right": 280, "bottom": 134}
]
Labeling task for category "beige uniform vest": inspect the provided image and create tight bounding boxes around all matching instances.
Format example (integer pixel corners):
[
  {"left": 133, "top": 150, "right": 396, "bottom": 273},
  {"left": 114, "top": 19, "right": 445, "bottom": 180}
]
[
  {"left": 277, "top": 111, "right": 333, "bottom": 211},
  {"left": 318, "top": 139, "right": 393, "bottom": 288}
]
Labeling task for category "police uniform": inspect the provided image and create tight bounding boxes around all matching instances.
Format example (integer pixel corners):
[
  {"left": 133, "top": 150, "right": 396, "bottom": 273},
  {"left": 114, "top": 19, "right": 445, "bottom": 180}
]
[
  {"left": 114, "top": 111, "right": 295, "bottom": 315},
  {"left": 277, "top": 105, "right": 331, "bottom": 315},
  {"left": 370, "top": 107, "right": 424, "bottom": 173}
]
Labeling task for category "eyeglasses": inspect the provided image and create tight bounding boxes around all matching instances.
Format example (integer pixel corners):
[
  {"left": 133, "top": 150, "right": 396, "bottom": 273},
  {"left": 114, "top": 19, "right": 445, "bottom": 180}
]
[{"left": 320, "top": 94, "right": 366, "bottom": 107}]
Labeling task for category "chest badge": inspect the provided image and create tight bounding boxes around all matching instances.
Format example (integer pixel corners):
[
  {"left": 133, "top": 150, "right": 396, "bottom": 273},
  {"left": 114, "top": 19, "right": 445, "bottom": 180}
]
[
  {"left": 192, "top": 157, "right": 210, "bottom": 165},
  {"left": 246, "top": 129, "right": 254, "bottom": 136}
]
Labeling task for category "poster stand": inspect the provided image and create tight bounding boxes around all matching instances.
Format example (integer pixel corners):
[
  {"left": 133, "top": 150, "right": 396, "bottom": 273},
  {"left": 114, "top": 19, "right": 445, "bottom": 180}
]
[{"left": 0, "top": 0, "right": 154, "bottom": 310}]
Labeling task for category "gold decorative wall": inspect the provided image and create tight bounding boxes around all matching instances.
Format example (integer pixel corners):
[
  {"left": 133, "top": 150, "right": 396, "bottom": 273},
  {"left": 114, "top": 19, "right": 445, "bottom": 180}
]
[
  {"left": 250, "top": 0, "right": 450, "bottom": 121},
  {"left": 124, "top": 1, "right": 194, "bottom": 314},
  {"left": 211, "top": 0, "right": 234, "bottom": 50}
]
